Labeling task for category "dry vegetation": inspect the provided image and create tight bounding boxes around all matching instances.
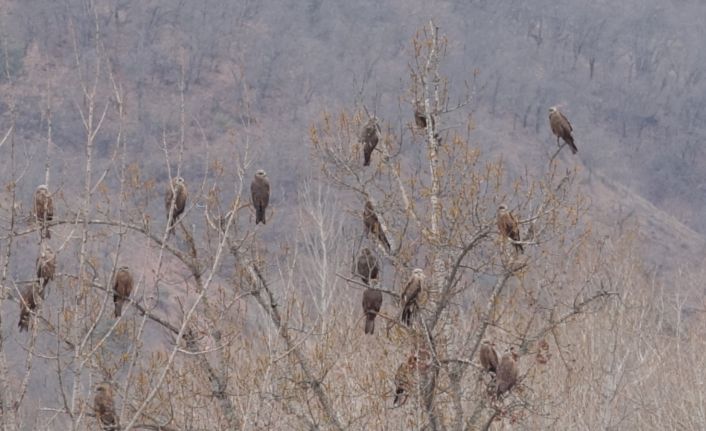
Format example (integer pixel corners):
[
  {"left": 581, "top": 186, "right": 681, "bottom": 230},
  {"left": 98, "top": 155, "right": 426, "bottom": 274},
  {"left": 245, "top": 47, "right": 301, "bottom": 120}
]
[{"left": 0, "top": 5, "right": 703, "bottom": 431}]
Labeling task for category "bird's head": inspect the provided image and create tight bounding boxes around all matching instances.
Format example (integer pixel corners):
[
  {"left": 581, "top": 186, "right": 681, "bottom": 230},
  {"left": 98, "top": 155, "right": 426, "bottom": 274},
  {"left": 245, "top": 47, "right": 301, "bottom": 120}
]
[
  {"left": 36, "top": 184, "right": 48, "bottom": 192},
  {"left": 412, "top": 268, "right": 425, "bottom": 279},
  {"left": 256, "top": 169, "right": 267, "bottom": 178},
  {"left": 119, "top": 265, "right": 129, "bottom": 272},
  {"left": 175, "top": 176, "right": 185, "bottom": 185},
  {"left": 548, "top": 106, "right": 557, "bottom": 114},
  {"left": 40, "top": 242, "right": 53, "bottom": 255},
  {"left": 95, "top": 382, "right": 111, "bottom": 393},
  {"left": 498, "top": 204, "right": 508, "bottom": 212}
]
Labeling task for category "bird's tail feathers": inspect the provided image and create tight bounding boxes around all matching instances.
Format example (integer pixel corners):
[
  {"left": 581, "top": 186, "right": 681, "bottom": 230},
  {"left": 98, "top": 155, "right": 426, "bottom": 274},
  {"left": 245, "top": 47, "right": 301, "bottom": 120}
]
[
  {"left": 256, "top": 206, "right": 266, "bottom": 224},
  {"left": 364, "top": 316, "right": 375, "bottom": 334}
]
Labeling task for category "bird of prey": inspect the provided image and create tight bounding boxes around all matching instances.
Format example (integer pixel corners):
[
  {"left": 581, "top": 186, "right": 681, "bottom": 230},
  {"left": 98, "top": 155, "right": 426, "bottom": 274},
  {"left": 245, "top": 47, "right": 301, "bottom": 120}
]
[
  {"left": 496, "top": 348, "right": 519, "bottom": 397},
  {"left": 251, "top": 170, "right": 270, "bottom": 225},
  {"left": 400, "top": 268, "right": 425, "bottom": 326},
  {"left": 363, "top": 201, "right": 391, "bottom": 251},
  {"left": 356, "top": 248, "right": 379, "bottom": 284},
  {"left": 548, "top": 106, "right": 577, "bottom": 154},
  {"left": 414, "top": 108, "right": 427, "bottom": 129},
  {"left": 165, "top": 177, "right": 187, "bottom": 233},
  {"left": 36, "top": 242, "right": 56, "bottom": 289},
  {"left": 94, "top": 382, "right": 118, "bottom": 430},
  {"left": 113, "top": 266, "right": 134, "bottom": 318},
  {"left": 362, "top": 288, "right": 383, "bottom": 335},
  {"left": 18, "top": 283, "right": 40, "bottom": 332},
  {"left": 34, "top": 185, "right": 54, "bottom": 238},
  {"left": 360, "top": 117, "right": 380, "bottom": 167},
  {"left": 496, "top": 204, "right": 523, "bottom": 253},
  {"left": 479, "top": 340, "right": 499, "bottom": 374},
  {"left": 393, "top": 354, "right": 418, "bottom": 407}
]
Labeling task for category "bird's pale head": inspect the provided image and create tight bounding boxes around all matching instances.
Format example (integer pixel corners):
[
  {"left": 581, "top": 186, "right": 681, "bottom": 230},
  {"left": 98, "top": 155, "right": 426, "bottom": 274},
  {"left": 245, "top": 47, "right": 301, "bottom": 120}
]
[
  {"left": 119, "top": 265, "right": 129, "bottom": 272},
  {"left": 548, "top": 106, "right": 558, "bottom": 114},
  {"left": 498, "top": 204, "right": 508, "bottom": 212},
  {"left": 95, "top": 382, "right": 111, "bottom": 393},
  {"left": 175, "top": 176, "right": 185, "bottom": 185},
  {"left": 412, "top": 268, "right": 425, "bottom": 278},
  {"left": 36, "top": 184, "right": 48, "bottom": 192},
  {"left": 256, "top": 169, "right": 267, "bottom": 178}
]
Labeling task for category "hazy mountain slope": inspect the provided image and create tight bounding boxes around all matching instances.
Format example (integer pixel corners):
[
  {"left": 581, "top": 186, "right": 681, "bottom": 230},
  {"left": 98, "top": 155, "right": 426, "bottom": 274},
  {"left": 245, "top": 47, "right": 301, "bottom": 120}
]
[{"left": 2, "top": 0, "right": 704, "bottom": 236}]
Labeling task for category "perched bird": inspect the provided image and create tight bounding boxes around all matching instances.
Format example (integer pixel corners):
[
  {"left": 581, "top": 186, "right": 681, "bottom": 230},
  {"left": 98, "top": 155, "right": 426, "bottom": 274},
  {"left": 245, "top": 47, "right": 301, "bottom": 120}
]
[
  {"left": 251, "top": 170, "right": 270, "bottom": 225},
  {"left": 165, "top": 177, "right": 187, "bottom": 232},
  {"left": 94, "top": 382, "right": 118, "bottom": 430},
  {"left": 34, "top": 185, "right": 54, "bottom": 238},
  {"left": 36, "top": 242, "right": 56, "bottom": 289},
  {"left": 356, "top": 248, "right": 379, "bottom": 284},
  {"left": 496, "top": 204, "right": 523, "bottom": 253},
  {"left": 479, "top": 341, "right": 499, "bottom": 374},
  {"left": 360, "top": 117, "right": 380, "bottom": 167},
  {"left": 414, "top": 105, "right": 440, "bottom": 141},
  {"left": 18, "top": 283, "right": 40, "bottom": 332},
  {"left": 113, "top": 266, "right": 134, "bottom": 318},
  {"left": 548, "top": 106, "right": 577, "bottom": 154},
  {"left": 414, "top": 108, "right": 427, "bottom": 129},
  {"left": 393, "top": 354, "right": 417, "bottom": 407},
  {"left": 496, "top": 349, "right": 519, "bottom": 397},
  {"left": 363, "top": 201, "right": 391, "bottom": 251},
  {"left": 362, "top": 288, "right": 383, "bottom": 335},
  {"left": 400, "top": 268, "right": 425, "bottom": 326}
]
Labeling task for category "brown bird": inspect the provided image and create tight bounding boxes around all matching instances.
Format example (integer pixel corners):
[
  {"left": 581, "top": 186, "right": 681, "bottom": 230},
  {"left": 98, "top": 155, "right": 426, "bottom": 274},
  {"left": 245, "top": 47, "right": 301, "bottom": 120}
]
[
  {"left": 400, "top": 268, "right": 425, "bottom": 326},
  {"left": 165, "top": 177, "right": 187, "bottom": 232},
  {"left": 363, "top": 201, "right": 391, "bottom": 251},
  {"left": 36, "top": 242, "right": 56, "bottom": 289},
  {"left": 479, "top": 341, "right": 499, "bottom": 374},
  {"left": 362, "top": 288, "right": 383, "bottom": 335},
  {"left": 548, "top": 106, "right": 577, "bottom": 154},
  {"left": 356, "top": 248, "right": 379, "bottom": 284},
  {"left": 34, "top": 185, "right": 54, "bottom": 238},
  {"left": 414, "top": 105, "right": 441, "bottom": 141},
  {"left": 251, "top": 170, "right": 270, "bottom": 225},
  {"left": 414, "top": 108, "right": 427, "bottom": 129},
  {"left": 496, "top": 349, "right": 519, "bottom": 397},
  {"left": 18, "top": 283, "right": 40, "bottom": 332},
  {"left": 393, "top": 354, "right": 417, "bottom": 407},
  {"left": 94, "top": 382, "right": 118, "bottom": 430},
  {"left": 360, "top": 117, "right": 380, "bottom": 167},
  {"left": 113, "top": 266, "right": 134, "bottom": 318},
  {"left": 496, "top": 204, "right": 523, "bottom": 253}
]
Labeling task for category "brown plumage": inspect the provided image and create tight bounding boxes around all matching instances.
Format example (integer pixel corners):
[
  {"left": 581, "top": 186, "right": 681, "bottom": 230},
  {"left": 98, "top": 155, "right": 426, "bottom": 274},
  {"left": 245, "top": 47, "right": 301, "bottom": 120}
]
[
  {"left": 414, "top": 109, "right": 427, "bottom": 129},
  {"left": 360, "top": 117, "right": 380, "bottom": 167},
  {"left": 34, "top": 185, "right": 54, "bottom": 238},
  {"left": 400, "top": 268, "right": 425, "bottom": 326},
  {"left": 18, "top": 283, "right": 40, "bottom": 332},
  {"left": 393, "top": 354, "right": 417, "bottom": 407},
  {"left": 496, "top": 204, "right": 523, "bottom": 253},
  {"left": 362, "top": 288, "right": 383, "bottom": 335},
  {"left": 36, "top": 243, "right": 56, "bottom": 289},
  {"left": 356, "top": 248, "right": 379, "bottom": 284},
  {"left": 414, "top": 106, "right": 441, "bottom": 141},
  {"left": 94, "top": 382, "right": 118, "bottom": 430},
  {"left": 165, "top": 177, "right": 187, "bottom": 232},
  {"left": 251, "top": 170, "right": 270, "bottom": 225},
  {"left": 363, "top": 201, "right": 391, "bottom": 251},
  {"left": 496, "top": 349, "right": 519, "bottom": 397},
  {"left": 549, "top": 106, "right": 577, "bottom": 154},
  {"left": 479, "top": 341, "right": 499, "bottom": 374},
  {"left": 113, "top": 266, "right": 133, "bottom": 318}
]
